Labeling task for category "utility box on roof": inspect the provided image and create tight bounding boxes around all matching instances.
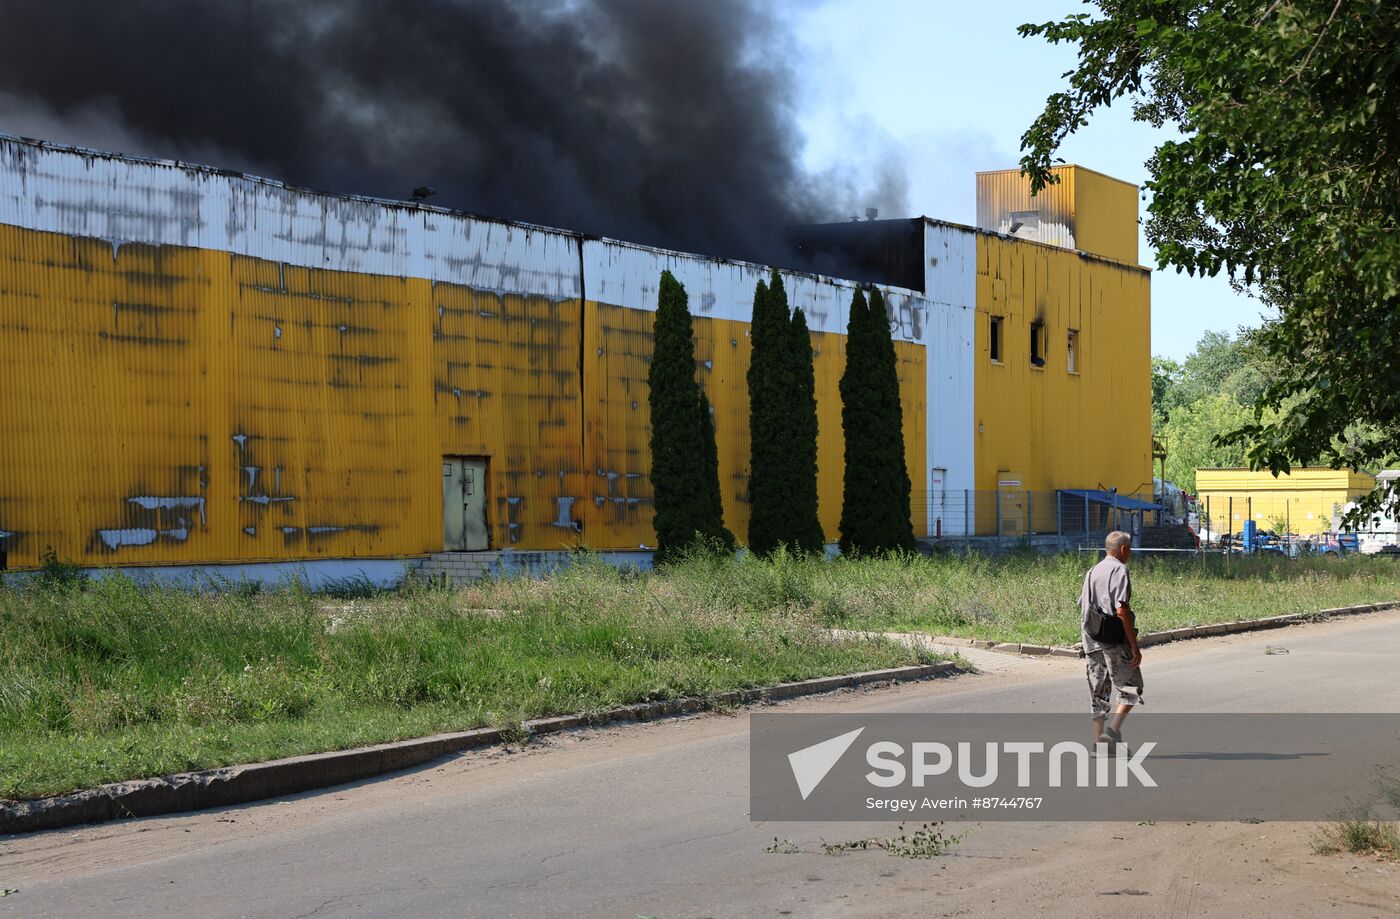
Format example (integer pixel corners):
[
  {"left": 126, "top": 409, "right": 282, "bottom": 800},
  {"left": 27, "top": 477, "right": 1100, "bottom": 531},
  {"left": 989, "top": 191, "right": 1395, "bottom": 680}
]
[{"left": 976, "top": 165, "right": 1139, "bottom": 266}]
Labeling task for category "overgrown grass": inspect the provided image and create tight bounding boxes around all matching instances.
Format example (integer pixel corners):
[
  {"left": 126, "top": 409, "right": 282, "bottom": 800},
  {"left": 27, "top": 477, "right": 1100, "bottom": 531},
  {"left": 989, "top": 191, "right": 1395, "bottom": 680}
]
[
  {"left": 5, "top": 549, "right": 1396, "bottom": 800},
  {"left": 641, "top": 549, "right": 1400, "bottom": 646},
  {"left": 1315, "top": 770, "right": 1400, "bottom": 860},
  {"left": 1313, "top": 818, "right": 1400, "bottom": 859},
  {"left": 0, "top": 560, "right": 934, "bottom": 800}
]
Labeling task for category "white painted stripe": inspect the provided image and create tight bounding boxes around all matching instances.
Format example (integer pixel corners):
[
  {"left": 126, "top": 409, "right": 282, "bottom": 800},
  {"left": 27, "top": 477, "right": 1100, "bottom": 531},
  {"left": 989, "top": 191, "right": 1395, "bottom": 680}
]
[
  {"left": 0, "top": 135, "right": 581, "bottom": 299},
  {"left": 581, "top": 236, "right": 936, "bottom": 341}
]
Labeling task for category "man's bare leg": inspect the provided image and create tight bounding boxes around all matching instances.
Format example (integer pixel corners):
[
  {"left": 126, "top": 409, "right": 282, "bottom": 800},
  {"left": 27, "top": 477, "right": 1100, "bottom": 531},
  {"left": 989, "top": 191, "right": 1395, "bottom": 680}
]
[
  {"left": 1108, "top": 704, "right": 1133, "bottom": 734},
  {"left": 1092, "top": 715, "right": 1105, "bottom": 745}
]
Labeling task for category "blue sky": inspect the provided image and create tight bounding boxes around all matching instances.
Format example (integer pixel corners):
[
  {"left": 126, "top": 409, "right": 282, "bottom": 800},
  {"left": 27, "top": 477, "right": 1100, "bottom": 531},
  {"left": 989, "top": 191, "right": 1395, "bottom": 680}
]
[{"left": 792, "top": 0, "right": 1269, "bottom": 361}]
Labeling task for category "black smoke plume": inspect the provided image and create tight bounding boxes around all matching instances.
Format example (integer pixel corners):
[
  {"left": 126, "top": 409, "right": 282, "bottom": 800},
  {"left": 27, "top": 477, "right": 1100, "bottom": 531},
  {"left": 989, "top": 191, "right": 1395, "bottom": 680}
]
[{"left": 0, "top": 0, "right": 904, "bottom": 264}]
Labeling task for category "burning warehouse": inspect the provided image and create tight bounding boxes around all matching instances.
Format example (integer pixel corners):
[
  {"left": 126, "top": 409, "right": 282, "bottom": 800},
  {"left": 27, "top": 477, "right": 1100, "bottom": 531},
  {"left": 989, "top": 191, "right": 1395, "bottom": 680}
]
[{"left": 0, "top": 136, "right": 1149, "bottom": 582}]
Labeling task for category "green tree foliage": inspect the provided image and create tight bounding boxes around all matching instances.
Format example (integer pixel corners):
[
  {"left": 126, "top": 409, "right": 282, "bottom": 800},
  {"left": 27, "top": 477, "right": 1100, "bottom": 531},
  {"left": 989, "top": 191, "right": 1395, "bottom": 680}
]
[
  {"left": 1161, "top": 393, "right": 1254, "bottom": 493},
  {"left": 648, "top": 271, "right": 734, "bottom": 563},
  {"left": 868, "top": 289, "right": 916, "bottom": 553},
  {"left": 1154, "top": 331, "right": 1273, "bottom": 491},
  {"left": 747, "top": 271, "right": 824, "bottom": 556},
  {"left": 747, "top": 275, "right": 788, "bottom": 555},
  {"left": 697, "top": 388, "right": 733, "bottom": 553},
  {"left": 839, "top": 287, "right": 875, "bottom": 555},
  {"left": 788, "top": 305, "right": 825, "bottom": 554},
  {"left": 1151, "top": 356, "right": 1182, "bottom": 427},
  {"left": 839, "top": 287, "right": 916, "bottom": 555},
  {"left": 1020, "top": 0, "right": 1400, "bottom": 523}
]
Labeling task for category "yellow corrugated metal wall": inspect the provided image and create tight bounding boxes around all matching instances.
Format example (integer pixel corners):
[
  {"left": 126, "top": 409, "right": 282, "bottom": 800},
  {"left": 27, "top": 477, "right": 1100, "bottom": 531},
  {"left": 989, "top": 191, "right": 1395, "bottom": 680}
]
[
  {"left": 1070, "top": 168, "right": 1140, "bottom": 267},
  {"left": 973, "top": 234, "right": 1152, "bottom": 507},
  {"left": 0, "top": 223, "right": 441, "bottom": 567},
  {"left": 976, "top": 165, "right": 1139, "bottom": 266},
  {"left": 1194, "top": 468, "right": 1376, "bottom": 535},
  {"left": 432, "top": 282, "right": 586, "bottom": 550},
  {"left": 0, "top": 220, "right": 927, "bottom": 567},
  {"left": 976, "top": 166, "right": 1076, "bottom": 250}
]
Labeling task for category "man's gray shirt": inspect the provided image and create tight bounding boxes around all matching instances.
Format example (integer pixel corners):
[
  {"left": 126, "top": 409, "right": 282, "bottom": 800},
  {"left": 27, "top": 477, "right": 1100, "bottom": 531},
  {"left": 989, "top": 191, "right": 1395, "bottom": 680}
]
[{"left": 1079, "top": 555, "right": 1132, "bottom": 653}]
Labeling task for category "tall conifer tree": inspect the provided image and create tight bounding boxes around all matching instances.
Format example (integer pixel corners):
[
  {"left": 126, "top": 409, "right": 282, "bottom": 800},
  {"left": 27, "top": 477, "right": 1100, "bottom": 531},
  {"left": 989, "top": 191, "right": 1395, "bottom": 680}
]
[
  {"left": 839, "top": 287, "right": 877, "bottom": 555},
  {"left": 867, "top": 288, "right": 916, "bottom": 552},
  {"left": 697, "top": 388, "right": 735, "bottom": 553},
  {"left": 746, "top": 274, "right": 787, "bottom": 555},
  {"left": 788, "top": 305, "right": 824, "bottom": 554},
  {"left": 648, "top": 270, "right": 733, "bottom": 563}
]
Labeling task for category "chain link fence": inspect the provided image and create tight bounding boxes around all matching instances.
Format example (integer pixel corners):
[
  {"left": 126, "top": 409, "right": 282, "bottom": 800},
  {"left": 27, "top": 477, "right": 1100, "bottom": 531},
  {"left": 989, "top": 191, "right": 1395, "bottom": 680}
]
[{"left": 911, "top": 489, "right": 1163, "bottom": 542}]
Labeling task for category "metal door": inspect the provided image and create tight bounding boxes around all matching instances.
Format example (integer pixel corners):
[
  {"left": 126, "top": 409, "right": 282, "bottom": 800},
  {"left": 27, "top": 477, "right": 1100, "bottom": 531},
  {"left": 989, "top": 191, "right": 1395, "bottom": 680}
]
[
  {"left": 443, "top": 456, "right": 489, "bottom": 550},
  {"left": 996, "top": 473, "right": 1025, "bottom": 538}
]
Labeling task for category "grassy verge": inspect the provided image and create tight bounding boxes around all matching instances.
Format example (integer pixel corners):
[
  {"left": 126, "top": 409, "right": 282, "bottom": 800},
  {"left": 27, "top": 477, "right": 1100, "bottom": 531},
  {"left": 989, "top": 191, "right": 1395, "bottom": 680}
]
[
  {"left": 0, "top": 560, "right": 937, "bottom": 801},
  {"left": 6, "top": 549, "right": 1396, "bottom": 800},
  {"left": 641, "top": 550, "right": 1400, "bottom": 646}
]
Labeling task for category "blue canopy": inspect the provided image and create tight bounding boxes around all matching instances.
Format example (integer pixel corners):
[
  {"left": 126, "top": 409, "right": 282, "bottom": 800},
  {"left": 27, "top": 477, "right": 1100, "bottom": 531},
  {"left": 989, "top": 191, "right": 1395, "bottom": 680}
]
[{"left": 1058, "top": 489, "right": 1162, "bottom": 512}]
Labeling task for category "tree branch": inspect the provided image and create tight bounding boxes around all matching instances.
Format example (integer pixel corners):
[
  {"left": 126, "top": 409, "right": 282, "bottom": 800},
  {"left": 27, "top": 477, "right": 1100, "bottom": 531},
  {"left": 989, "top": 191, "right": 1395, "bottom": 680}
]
[{"left": 1294, "top": 0, "right": 1344, "bottom": 80}]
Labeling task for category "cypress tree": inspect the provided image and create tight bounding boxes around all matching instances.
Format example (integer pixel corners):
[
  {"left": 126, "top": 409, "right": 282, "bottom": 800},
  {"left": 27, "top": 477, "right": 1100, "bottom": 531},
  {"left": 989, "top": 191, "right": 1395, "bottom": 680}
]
[
  {"left": 867, "top": 288, "right": 916, "bottom": 553},
  {"left": 746, "top": 274, "right": 790, "bottom": 556},
  {"left": 697, "top": 388, "right": 736, "bottom": 553},
  {"left": 788, "top": 305, "right": 824, "bottom": 554},
  {"left": 839, "top": 287, "right": 877, "bottom": 555},
  {"left": 648, "top": 270, "right": 732, "bottom": 564}
]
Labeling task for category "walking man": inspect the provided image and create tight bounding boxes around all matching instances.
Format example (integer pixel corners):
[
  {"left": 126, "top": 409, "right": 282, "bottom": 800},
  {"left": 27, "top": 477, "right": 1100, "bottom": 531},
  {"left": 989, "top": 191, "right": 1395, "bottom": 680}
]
[{"left": 1079, "top": 530, "right": 1144, "bottom": 751}]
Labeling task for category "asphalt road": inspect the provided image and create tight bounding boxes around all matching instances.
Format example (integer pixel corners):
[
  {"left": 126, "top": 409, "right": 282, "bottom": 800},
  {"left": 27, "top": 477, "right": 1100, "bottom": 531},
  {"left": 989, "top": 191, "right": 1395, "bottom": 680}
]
[{"left": 4, "top": 612, "right": 1400, "bottom": 918}]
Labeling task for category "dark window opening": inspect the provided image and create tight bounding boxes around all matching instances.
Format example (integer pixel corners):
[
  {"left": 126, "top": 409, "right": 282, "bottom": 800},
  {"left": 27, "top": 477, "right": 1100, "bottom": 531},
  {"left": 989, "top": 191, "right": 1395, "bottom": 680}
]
[
  {"left": 1030, "top": 321, "right": 1045, "bottom": 367},
  {"left": 1067, "top": 328, "right": 1079, "bottom": 373},
  {"left": 1008, "top": 209, "right": 1040, "bottom": 236},
  {"left": 990, "top": 316, "right": 1003, "bottom": 362}
]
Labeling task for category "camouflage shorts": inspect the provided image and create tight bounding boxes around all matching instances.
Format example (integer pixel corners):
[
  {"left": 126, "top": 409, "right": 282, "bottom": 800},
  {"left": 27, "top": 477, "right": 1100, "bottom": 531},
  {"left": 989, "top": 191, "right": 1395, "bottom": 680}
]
[{"left": 1086, "top": 646, "right": 1144, "bottom": 716}]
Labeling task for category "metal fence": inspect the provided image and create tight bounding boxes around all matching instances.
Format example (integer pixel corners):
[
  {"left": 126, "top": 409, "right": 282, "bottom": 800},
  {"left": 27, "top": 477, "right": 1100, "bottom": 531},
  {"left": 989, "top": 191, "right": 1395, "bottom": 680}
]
[
  {"left": 911, "top": 490, "right": 1162, "bottom": 542},
  {"left": 1194, "top": 493, "right": 1395, "bottom": 555},
  {"left": 1195, "top": 494, "right": 1341, "bottom": 542}
]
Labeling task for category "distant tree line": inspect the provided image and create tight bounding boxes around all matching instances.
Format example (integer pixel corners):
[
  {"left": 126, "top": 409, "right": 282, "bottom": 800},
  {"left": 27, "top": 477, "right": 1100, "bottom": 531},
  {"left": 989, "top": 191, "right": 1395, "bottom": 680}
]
[
  {"left": 648, "top": 269, "right": 914, "bottom": 563},
  {"left": 1152, "top": 331, "right": 1270, "bottom": 494},
  {"left": 1155, "top": 329, "right": 1396, "bottom": 496}
]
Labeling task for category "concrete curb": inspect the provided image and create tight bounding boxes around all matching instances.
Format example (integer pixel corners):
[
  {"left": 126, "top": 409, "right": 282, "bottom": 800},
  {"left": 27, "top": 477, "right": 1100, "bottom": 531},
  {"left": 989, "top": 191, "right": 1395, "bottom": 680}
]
[
  {"left": 1134, "top": 602, "right": 1396, "bottom": 649},
  {"left": 928, "top": 601, "right": 1398, "bottom": 658},
  {"left": 0, "top": 662, "right": 959, "bottom": 836},
  {"left": 925, "top": 634, "right": 1082, "bottom": 658}
]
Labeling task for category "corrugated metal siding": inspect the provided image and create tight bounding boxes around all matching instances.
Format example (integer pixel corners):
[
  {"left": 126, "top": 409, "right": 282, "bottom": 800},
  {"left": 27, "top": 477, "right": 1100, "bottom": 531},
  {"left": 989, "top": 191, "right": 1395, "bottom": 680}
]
[
  {"left": 1195, "top": 468, "right": 1375, "bottom": 493},
  {"left": 0, "top": 135, "right": 581, "bottom": 298},
  {"left": 0, "top": 222, "right": 442, "bottom": 566},
  {"left": 0, "top": 135, "right": 587, "bottom": 567},
  {"left": 430, "top": 283, "right": 585, "bottom": 550},
  {"left": 977, "top": 167, "right": 1076, "bottom": 251},
  {"left": 1194, "top": 469, "right": 1376, "bottom": 535},
  {"left": 972, "top": 232, "right": 1151, "bottom": 508},
  {"left": 1072, "top": 168, "right": 1140, "bottom": 266},
  {"left": 976, "top": 165, "right": 1140, "bottom": 266},
  {"left": 0, "top": 134, "right": 987, "bottom": 565},
  {"left": 921, "top": 222, "right": 977, "bottom": 533}
]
